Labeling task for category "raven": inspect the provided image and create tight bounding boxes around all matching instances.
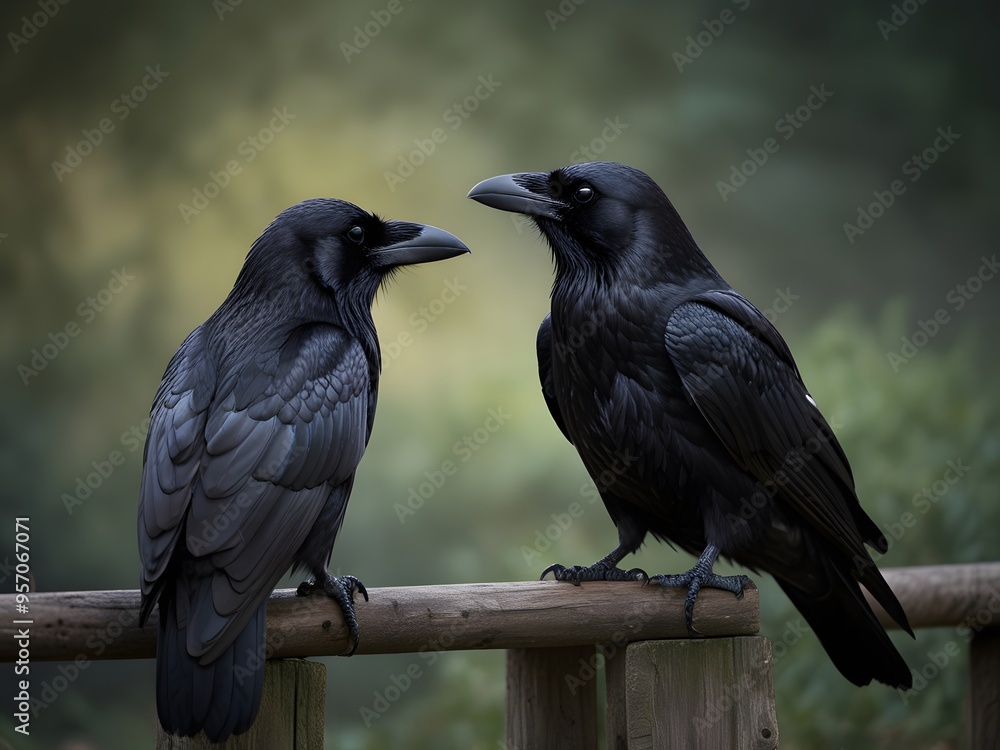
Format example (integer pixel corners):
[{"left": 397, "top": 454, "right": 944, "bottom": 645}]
[
  {"left": 469, "top": 162, "right": 913, "bottom": 688},
  {"left": 137, "top": 198, "right": 469, "bottom": 740}
]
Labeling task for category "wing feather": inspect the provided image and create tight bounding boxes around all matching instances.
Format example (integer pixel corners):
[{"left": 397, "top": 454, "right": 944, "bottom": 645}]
[
  {"left": 536, "top": 314, "right": 572, "bottom": 443},
  {"left": 138, "top": 323, "right": 372, "bottom": 659},
  {"left": 665, "top": 292, "right": 878, "bottom": 560}
]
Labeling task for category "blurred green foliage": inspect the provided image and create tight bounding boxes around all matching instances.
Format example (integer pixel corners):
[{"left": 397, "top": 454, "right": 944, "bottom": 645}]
[{"left": 1, "top": 0, "right": 997, "bottom": 748}]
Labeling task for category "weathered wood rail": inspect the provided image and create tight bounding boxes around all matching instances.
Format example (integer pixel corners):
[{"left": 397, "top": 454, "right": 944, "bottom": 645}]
[
  {"left": 1, "top": 563, "right": 997, "bottom": 748},
  {"left": 0, "top": 580, "right": 760, "bottom": 662}
]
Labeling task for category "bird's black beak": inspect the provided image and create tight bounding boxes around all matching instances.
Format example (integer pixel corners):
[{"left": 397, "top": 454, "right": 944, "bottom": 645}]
[
  {"left": 370, "top": 223, "right": 470, "bottom": 268},
  {"left": 467, "top": 173, "right": 565, "bottom": 219}
]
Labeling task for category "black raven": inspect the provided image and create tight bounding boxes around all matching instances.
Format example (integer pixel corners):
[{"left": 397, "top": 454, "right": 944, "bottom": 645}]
[
  {"left": 137, "top": 198, "right": 469, "bottom": 740},
  {"left": 469, "top": 162, "right": 913, "bottom": 688}
]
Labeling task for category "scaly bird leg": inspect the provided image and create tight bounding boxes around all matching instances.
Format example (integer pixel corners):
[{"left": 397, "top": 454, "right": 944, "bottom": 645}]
[
  {"left": 647, "top": 543, "right": 752, "bottom": 636},
  {"left": 296, "top": 571, "right": 369, "bottom": 655}
]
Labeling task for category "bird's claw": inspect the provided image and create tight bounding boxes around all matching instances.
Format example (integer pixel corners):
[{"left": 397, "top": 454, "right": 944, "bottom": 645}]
[
  {"left": 541, "top": 562, "right": 648, "bottom": 585},
  {"left": 648, "top": 570, "right": 752, "bottom": 637},
  {"left": 339, "top": 574, "right": 370, "bottom": 603},
  {"left": 296, "top": 572, "right": 369, "bottom": 656}
]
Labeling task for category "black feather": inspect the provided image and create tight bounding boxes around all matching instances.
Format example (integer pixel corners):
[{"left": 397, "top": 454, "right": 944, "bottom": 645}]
[
  {"left": 138, "top": 199, "right": 467, "bottom": 739},
  {"left": 470, "top": 162, "right": 913, "bottom": 689}
]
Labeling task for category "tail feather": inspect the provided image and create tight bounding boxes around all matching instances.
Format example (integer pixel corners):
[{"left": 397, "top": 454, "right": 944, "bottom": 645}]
[
  {"left": 777, "top": 557, "right": 912, "bottom": 689},
  {"left": 853, "top": 555, "right": 913, "bottom": 637},
  {"left": 156, "top": 594, "right": 266, "bottom": 742}
]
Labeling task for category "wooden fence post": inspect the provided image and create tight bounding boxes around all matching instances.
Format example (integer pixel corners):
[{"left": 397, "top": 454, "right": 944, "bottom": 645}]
[
  {"left": 618, "top": 637, "right": 778, "bottom": 750},
  {"left": 154, "top": 659, "right": 326, "bottom": 749},
  {"left": 506, "top": 645, "right": 598, "bottom": 750},
  {"left": 967, "top": 627, "right": 1000, "bottom": 750},
  {"left": 604, "top": 645, "right": 629, "bottom": 750}
]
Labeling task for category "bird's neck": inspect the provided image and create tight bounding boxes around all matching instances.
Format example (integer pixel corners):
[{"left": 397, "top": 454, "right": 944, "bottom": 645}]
[
  {"left": 549, "top": 275, "right": 642, "bottom": 340},
  {"left": 337, "top": 289, "right": 382, "bottom": 375},
  {"left": 210, "top": 283, "right": 382, "bottom": 379}
]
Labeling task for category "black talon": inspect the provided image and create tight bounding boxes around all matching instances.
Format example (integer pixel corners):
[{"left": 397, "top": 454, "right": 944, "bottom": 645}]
[
  {"left": 540, "top": 545, "right": 648, "bottom": 585},
  {"left": 341, "top": 574, "right": 370, "bottom": 603},
  {"left": 540, "top": 563, "right": 570, "bottom": 581},
  {"left": 297, "top": 571, "right": 368, "bottom": 655},
  {"left": 647, "top": 544, "right": 752, "bottom": 636},
  {"left": 625, "top": 567, "right": 650, "bottom": 583}
]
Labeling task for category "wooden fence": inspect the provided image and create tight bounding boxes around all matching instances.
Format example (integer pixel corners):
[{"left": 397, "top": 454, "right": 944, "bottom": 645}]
[{"left": 1, "top": 563, "right": 997, "bottom": 748}]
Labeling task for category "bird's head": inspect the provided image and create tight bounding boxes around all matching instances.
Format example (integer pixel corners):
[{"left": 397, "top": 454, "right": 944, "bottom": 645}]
[
  {"left": 468, "top": 162, "right": 715, "bottom": 282},
  {"left": 235, "top": 198, "right": 470, "bottom": 314}
]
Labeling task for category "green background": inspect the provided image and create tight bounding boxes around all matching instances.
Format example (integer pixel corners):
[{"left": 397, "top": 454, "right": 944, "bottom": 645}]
[{"left": 1, "top": 1, "right": 997, "bottom": 747}]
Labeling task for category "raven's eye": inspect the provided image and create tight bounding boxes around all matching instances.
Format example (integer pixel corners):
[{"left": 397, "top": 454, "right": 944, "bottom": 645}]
[
  {"left": 347, "top": 226, "right": 365, "bottom": 244},
  {"left": 574, "top": 186, "right": 595, "bottom": 204}
]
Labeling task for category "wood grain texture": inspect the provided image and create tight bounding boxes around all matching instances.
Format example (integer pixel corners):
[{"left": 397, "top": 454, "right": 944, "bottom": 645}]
[
  {"left": 604, "top": 646, "right": 629, "bottom": 750},
  {"left": 967, "top": 628, "right": 1000, "bottom": 750},
  {"left": 154, "top": 660, "right": 325, "bottom": 749},
  {"left": 506, "top": 646, "right": 598, "bottom": 750},
  {"left": 865, "top": 563, "right": 1000, "bottom": 630},
  {"left": 5, "top": 562, "right": 997, "bottom": 664},
  {"left": 625, "top": 637, "right": 778, "bottom": 750},
  {"left": 0, "top": 580, "right": 759, "bottom": 662}
]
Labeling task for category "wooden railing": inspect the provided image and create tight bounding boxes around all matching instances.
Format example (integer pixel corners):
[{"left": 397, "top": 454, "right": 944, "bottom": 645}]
[{"left": 1, "top": 563, "right": 998, "bottom": 748}]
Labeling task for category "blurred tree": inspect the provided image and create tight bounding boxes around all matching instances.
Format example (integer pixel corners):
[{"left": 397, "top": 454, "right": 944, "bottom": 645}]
[{"left": 1, "top": 0, "right": 997, "bottom": 747}]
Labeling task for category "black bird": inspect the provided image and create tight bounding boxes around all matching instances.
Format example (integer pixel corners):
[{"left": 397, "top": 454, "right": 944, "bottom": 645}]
[
  {"left": 469, "top": 162, "right": 913, "bottom": 688},
  {"left": 137, "top": 198, "right": 469, "bottom": 740}
]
